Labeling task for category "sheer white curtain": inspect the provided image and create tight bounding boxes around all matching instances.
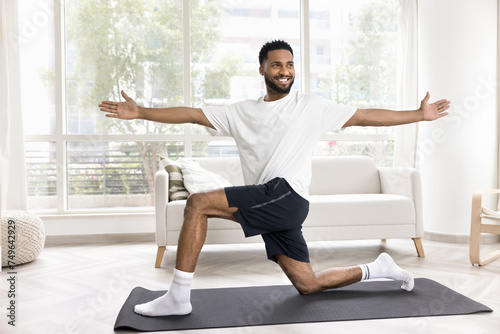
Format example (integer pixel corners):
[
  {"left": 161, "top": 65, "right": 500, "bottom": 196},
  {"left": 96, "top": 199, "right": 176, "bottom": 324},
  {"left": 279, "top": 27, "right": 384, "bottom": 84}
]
[
  {"left": 394, "top": 0, "right": 419, "bottom": 168},
  {"left": 0, "top": 1, "right": 27, "bottom": 210}
]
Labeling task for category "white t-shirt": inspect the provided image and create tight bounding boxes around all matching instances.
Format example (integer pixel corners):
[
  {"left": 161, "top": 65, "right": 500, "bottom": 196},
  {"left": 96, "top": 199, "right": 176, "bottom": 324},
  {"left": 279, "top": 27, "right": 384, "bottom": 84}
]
[{"left": 202, "top": 91, "right": 357, "bottom": 200}]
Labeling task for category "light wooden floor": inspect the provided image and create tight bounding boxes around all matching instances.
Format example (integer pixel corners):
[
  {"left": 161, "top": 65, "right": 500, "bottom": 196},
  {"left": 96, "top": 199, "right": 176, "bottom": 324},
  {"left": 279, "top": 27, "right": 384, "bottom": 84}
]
[{"left": 1, "top": 238, "right": 499, "bottom": 334}]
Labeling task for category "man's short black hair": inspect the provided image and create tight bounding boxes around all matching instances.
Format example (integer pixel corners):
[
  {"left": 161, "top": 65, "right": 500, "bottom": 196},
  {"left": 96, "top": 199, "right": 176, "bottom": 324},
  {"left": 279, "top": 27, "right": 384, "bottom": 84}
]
[{"left": 258, "top": 40, "right": 294, "bottom": 66}]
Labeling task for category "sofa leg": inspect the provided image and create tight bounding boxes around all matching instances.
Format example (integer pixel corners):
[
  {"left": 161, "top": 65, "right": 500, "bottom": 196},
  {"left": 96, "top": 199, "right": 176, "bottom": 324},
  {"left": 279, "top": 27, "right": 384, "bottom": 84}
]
[
  {"left": 412, "top": 238, "right": 425, "bottom": 258},
  {"left": 155, "top": 246, "right": 166, "bottom": 268}
]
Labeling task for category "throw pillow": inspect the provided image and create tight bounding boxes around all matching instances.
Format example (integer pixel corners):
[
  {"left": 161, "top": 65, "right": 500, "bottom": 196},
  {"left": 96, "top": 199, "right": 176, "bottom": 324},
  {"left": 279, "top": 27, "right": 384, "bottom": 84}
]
[
  {"left": 159, "top": 156, "right": 190, "bottom": 201},
  {"left": 178, "top": 158, "right": 233, "bottom": 194}
]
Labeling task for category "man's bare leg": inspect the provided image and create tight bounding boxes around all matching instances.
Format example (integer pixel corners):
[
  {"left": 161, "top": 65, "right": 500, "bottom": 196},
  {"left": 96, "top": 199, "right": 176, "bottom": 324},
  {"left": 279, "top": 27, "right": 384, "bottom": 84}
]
[
  {"left": 276, "top": 253, "right": 414, "bottom": 295},
  {"left": 134, "top": 189, "right": 238, "bottom": 316},
  {"left": 175, "top": 189, "right": 238, "bottom": 272},
  {"left": 276, "top": 255, "right": 362, "bottom": 295}
]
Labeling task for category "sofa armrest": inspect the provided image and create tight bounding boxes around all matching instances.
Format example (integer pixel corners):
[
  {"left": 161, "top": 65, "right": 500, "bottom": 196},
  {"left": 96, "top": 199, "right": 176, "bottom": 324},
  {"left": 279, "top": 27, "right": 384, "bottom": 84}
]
[
  {"left": 378, "top": 167, "right": 423, "bottom": 237},
  {"left": 155, "top": 169, "right": 169, "bottom": 247}
]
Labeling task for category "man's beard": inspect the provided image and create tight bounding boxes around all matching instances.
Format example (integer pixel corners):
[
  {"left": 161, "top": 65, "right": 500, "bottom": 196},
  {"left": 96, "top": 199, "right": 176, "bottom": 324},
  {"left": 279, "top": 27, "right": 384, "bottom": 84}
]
[{"left": 264, "top": 73, "right": 294, "bottom": 95}]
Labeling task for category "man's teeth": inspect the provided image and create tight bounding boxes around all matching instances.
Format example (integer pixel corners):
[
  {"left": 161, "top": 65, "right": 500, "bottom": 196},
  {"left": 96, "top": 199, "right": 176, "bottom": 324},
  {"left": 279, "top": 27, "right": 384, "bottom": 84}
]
[{"left": 278, "top": 78, "right": 289, "bottom": 82}]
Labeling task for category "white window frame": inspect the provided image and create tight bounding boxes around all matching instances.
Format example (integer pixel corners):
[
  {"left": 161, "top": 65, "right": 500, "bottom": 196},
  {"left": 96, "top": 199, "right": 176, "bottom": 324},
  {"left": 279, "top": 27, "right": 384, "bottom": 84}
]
[{"left": 25, "top": 0, "right": 396, "bottom": 215}]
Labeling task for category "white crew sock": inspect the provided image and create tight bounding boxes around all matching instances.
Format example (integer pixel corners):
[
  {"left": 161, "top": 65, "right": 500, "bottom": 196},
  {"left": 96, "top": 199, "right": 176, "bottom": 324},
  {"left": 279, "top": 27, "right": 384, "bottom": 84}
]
[
  {"left": 134, "top": 268, "right": 194, "bottom": 316},
  {"left": 359, "top": 253, "right": 414, "bottom": 291}
]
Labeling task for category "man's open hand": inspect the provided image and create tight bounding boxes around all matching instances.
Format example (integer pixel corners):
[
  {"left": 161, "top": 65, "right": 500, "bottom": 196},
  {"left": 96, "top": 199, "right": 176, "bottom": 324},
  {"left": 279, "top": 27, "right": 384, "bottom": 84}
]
[
  {"left": 420, "top": 92, "right": 450, "bottom": 121},
  {"left": 99, "top": 90, "right": 141, "bottom": 120}
]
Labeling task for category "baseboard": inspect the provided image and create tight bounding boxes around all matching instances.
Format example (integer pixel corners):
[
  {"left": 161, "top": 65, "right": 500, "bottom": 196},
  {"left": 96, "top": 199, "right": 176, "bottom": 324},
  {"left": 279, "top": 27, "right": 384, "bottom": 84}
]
[
  {"left": 424, "top": 230, "right": 500, "bottom": 244},
  {"left": 45, "top": 233, "right": 155, "bottom": 247}
]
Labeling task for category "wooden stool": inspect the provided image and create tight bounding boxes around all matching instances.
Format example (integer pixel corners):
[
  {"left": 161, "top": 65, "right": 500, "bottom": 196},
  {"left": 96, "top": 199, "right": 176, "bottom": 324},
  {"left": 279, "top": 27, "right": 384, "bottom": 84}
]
[{"left": 470, "top": 190, "right": 500, "bottom": 266}]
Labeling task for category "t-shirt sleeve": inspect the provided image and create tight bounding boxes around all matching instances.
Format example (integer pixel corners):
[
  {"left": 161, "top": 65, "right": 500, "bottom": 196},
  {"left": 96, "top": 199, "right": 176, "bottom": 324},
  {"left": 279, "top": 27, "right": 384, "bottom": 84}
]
[
  {"left": 320, "top": 99, "right": 357, "bottom": 133},
  {"left": 201, "top": 105, "right": 232, "bottom": 137}
]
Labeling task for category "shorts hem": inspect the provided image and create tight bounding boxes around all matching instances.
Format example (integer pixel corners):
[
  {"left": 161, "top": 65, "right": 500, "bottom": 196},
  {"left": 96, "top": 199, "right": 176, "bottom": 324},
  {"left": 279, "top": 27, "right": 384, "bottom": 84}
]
[
  {"left": 232, "top": 209, "right": 258, "bottom": 238},
  {"left": 266, "top": 250, "right": 310, "bottom": 264}
]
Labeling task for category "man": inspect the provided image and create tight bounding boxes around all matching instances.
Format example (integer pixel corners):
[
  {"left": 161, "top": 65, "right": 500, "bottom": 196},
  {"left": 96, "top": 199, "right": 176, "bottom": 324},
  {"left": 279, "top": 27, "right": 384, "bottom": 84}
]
[{"left": 99, "top": 40, "right": 450, "bottom": 317}]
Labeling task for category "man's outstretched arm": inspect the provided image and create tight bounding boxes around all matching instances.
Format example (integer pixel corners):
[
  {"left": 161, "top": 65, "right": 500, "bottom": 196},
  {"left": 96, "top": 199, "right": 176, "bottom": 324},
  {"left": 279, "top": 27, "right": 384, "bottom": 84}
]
[
  {"left": 99, "top": 90, "right": 215, "bottom": 129},
  {"left": 343, "top": 92, "right": 450, "bottom": 128}
]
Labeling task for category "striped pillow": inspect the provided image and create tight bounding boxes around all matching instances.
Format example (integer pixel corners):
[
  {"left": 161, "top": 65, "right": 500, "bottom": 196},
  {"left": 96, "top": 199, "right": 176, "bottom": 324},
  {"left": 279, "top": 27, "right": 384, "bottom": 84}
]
[{"left": 159, "top": 156, "right": 190, "bottom": 201}]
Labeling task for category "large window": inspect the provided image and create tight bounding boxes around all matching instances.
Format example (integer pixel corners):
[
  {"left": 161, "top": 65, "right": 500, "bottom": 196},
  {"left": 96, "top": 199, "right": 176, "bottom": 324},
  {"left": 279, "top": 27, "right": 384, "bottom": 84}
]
[
  {"left": 21, "top": 0, "right": 401, "bottom": 213},
  {"left": 309, "top": 0, "right": 398, "bottom": 165}
]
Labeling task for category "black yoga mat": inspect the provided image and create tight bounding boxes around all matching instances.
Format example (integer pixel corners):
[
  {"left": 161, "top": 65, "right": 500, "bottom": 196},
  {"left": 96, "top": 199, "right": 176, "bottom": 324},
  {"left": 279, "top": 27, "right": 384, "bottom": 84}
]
[{"left": 114, "top": 278, "right": 492, "bottom": 332}]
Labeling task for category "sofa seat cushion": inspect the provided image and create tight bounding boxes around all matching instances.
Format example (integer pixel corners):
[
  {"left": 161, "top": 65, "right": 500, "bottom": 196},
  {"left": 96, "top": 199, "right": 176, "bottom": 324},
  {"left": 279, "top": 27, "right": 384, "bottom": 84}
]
[
  {"left": 166, "top": 200, "right": 242, "bottom": 231},
  {"left": 166, "top": 193, "right": 416, "bottom": 232},
  {"left": 305, "top": 194, "right": 416, "bottom": 227}
]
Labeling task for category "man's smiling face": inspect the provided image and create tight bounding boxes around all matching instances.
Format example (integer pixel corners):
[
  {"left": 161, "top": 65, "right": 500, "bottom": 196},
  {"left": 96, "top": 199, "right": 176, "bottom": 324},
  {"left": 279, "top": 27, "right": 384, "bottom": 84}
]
[{"left": 259, "top": 49, "right": 295, "bottom": 98}]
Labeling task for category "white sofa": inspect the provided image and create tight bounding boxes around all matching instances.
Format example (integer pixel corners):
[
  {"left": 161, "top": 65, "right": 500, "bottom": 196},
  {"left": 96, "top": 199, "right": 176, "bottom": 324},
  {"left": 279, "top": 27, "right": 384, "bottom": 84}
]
[{"left": 154, "top": 156, "right": 424, "bottom": 267}]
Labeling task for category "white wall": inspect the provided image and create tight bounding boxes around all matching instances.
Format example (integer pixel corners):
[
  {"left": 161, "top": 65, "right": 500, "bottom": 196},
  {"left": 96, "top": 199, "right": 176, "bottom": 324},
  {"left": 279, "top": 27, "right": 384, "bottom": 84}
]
[{"left": 418, "top": 0, "right": 498, "bottom": 236}]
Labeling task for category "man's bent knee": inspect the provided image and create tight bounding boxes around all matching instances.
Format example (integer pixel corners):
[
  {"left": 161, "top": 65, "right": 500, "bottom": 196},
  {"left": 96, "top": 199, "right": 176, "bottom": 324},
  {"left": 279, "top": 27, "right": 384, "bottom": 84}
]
[
  {"left": 184, "top": 190, "right": 237, "bottom": 221},
  {"left": 186, "top": 193, "right": 208, "bottom": 210},
  {"left": 294, "top": 282, "right": 322, "bottom": 295},
  {"left": 184, "top": 193, "right": 211, "bottom": 220}
]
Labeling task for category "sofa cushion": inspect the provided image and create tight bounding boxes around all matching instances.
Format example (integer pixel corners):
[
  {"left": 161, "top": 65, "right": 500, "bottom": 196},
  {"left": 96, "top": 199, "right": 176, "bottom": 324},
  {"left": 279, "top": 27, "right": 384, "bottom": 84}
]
[
  {"left": 159, "top": 156, "right": 189, "bottom": 201},
  {"left": 196, "top": 157, "right": 245, "bottom": 186},
  {"left": 166, "top": 194, "right": 415, "bottom": 232},
  {"left": 305, "top": 194, "right": 416, "bottom": 227},
  {"left": 178, "top": 158, "right": 233, "bottom": 193},
  {"left": 310, "top": 156, "right": 381, "bottom": 195}
]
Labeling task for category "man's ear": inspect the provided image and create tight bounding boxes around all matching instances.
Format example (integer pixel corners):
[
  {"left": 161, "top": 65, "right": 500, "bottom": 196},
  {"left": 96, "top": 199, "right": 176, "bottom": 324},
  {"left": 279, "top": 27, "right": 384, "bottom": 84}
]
[{"left": 259, "top": 66, "right": 264, "bottom": 76}]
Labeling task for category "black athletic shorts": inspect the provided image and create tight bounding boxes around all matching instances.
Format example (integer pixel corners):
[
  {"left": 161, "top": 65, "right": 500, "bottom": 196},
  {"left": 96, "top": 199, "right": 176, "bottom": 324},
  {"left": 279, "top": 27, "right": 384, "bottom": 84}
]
[{"left": 224, "top": 177, "right": 310, "bottom": 263}]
